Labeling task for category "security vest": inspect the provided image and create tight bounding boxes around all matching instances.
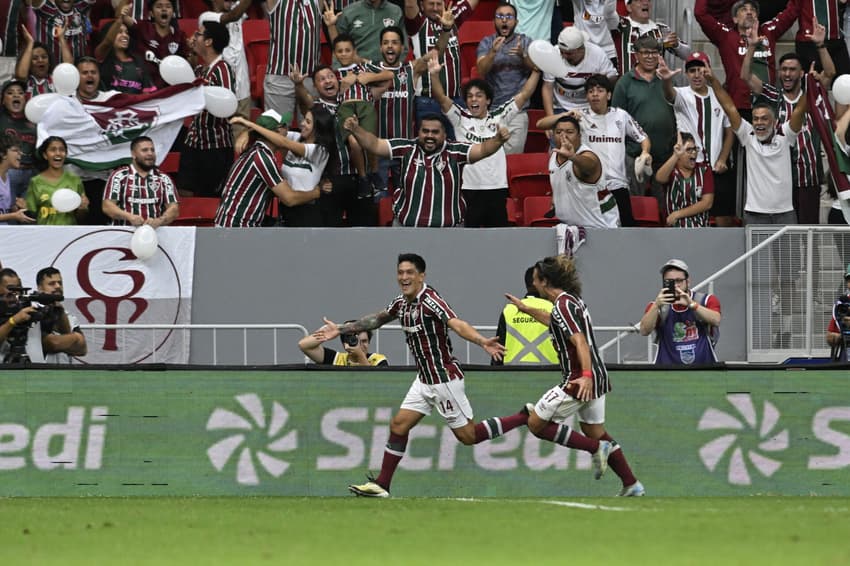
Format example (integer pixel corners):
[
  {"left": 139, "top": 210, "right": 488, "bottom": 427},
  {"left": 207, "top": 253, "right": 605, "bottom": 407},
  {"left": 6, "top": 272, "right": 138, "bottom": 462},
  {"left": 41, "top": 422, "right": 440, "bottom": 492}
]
[{"left": 502, "top": 296, "right": 558, "bottom": 364}]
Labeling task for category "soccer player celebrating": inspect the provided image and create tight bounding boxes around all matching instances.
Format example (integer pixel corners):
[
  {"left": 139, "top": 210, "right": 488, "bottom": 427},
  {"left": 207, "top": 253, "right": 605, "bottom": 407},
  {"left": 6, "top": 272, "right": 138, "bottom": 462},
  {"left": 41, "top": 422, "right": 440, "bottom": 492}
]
[
  {"left": 506, "top": 255, "right": 645, "bottom": 496},
  {"left": 312, "top": 253, "right": 527, "bottom": 497}
]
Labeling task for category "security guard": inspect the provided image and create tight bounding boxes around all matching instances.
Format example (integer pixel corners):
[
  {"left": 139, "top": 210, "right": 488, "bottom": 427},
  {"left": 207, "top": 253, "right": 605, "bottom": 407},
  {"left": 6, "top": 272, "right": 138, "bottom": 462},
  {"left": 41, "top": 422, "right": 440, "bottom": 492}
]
[{"left": 493, "top": 267, "right": 558, "bottom": 365}]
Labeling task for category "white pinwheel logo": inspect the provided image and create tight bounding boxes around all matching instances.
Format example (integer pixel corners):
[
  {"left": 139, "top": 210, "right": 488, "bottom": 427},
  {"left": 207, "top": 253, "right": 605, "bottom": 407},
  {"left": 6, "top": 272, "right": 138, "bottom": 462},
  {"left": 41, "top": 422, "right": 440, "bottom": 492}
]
[
  {"left": 206, "top": 393, "right": 298, "bottom": 485},
  {"left": 697, "top": 394, "right": 789, "bottom": 485}
]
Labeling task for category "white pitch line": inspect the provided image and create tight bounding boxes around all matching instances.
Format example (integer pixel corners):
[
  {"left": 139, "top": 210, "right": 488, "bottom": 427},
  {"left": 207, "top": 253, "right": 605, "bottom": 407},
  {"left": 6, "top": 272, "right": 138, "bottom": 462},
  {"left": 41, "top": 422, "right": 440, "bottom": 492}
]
[{"left": 541, "top": 500, "right": 630, "bottom": 511}]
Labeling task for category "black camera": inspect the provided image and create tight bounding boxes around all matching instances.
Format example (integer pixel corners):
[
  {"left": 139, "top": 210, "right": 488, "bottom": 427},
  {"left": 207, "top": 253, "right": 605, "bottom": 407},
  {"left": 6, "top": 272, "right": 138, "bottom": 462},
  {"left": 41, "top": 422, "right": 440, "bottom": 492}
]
[
  {"left": 342, "top": 333, "right": 360, "bottom": 347},
  {"left": 0, "top": 286, "right": 63, "bottom": 364},
  {"left": 663, "top": 279, "right": 677, "bottom": 298}
]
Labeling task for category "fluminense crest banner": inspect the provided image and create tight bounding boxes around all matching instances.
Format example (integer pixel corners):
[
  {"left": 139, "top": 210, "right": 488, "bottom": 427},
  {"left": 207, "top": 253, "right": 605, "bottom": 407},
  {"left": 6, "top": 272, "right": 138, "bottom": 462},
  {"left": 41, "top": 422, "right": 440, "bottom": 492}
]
[{"left": 0, "top": 226, "right": 195, "bottom": 364}]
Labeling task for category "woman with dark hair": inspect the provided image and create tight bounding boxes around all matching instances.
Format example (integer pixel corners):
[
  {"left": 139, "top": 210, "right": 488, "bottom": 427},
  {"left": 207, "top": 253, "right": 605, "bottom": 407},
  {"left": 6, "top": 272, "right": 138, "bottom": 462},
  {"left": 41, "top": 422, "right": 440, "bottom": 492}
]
[
  {"left": 15, "top": 23, "right": 74, "bottom": 100},
  {"left": 231, "top": 106, "right": 337, "bottom": 226},
  {"left": 95, "top": 7, "right": 155, "bottom": 95},
  {"left": 25, "top": 136, "right": 88, "bottom": 225}
]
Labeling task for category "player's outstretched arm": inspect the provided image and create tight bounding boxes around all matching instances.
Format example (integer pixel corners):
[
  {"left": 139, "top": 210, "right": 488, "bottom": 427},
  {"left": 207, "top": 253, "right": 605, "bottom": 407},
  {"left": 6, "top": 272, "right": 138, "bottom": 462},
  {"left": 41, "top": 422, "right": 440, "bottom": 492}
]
[
  {"left": 505, "top": 293, "right": 551, "bottom": 326},
  {"left": 448, "top": 318, "right": 506, "bottom": 361}
]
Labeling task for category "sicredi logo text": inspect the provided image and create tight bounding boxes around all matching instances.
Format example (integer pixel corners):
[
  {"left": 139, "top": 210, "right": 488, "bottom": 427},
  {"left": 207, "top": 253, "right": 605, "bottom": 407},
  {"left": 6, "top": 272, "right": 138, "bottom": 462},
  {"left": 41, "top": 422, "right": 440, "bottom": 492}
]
[{"left": 0, "top": 407, "right": 108, "bottom": 471}]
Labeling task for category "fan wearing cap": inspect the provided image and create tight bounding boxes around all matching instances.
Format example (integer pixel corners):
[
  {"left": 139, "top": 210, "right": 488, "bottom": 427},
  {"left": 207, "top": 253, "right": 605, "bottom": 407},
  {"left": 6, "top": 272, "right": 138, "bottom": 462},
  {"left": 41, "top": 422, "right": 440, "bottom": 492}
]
[
  {"left": 694, "top": 0, "right": 799, "bottom": 113},
  {"left": 542, "top": 26, "right": 617, "bottom": 117},
  {"left": 639, "top": 259, "right": 722, "bottom": 365},
  {"left": 741, "top": 21, "right": 831, "bottom": 225},
  {"left": 613, "top": 0, "right": 692, "bottom": 76},
  {"left": 569, "top": 0, "right": 620, "bottom": 67},
  {"left": 826, "top": 265, "right": 850, "bottom": 359},
  {"left": 214, "top": 109, "right": 322, "bottom": 228}
]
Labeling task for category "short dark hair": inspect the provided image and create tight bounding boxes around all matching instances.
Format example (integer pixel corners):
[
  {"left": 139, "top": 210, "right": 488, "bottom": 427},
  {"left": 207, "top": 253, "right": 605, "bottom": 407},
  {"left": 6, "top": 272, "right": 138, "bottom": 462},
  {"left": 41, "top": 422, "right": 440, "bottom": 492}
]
[
  {"left": 380, "top": 26, "right": 404, "bottom": 43},
  {"left": 130, "top": 136, "right": 154, "bottom": 151},
  {"left": 634, "top": 34, "right": 662, "bottom": 52},
  {"left": 417, "top": 113, "right": 448, "bottom": 133},
  {"left": 340, "top": 319, "right": 372, "bottom": 345},
  {"left": 312, "top": 64, "right": 335, "bottom": 82},
  {"left": 36, "top": 267, "right": 61, "bottom": 286},
  {"left": 461, "top": 79, "right": 493, "bottom": 105},
  {"left": 731, "top": 0, "right": 759, "bottom": 18},
  {"left": 752, "top": 101, "right": 776, "bottom": 118},
  {"left": 679, "top": 132, "right": 695, "bottom": 146},
  {"left": 332, "top": 33, "right": 355, "bottom": 51},
  {"left": 0, "top": 267, "right": 18, "bottom": 281},
  {"left": 0, "top": 133, "right": 18, "bottom": 162},
  {"left": 778, "top": 52, "right": 803, "bottom": 67},
  {"left": 524, "top": 266, "right": 537, "bottom": 295},
  {"left": 202, "top": 21, "right": 229, "bottom": 54},
  {"left": 553, "top": 114, "right": 581, "bottom": 133},
  {"left": 495, "top": 1, "right": 517, "bottom": 18},
  {"left": 398, "top": 253, "right": 426, "bottom": 273},
  {"left": 76, "top": 55, "right": 99, "bottom": 67},
  {"left": 585, "top": 73, "right": 613, "bottom": 94}
]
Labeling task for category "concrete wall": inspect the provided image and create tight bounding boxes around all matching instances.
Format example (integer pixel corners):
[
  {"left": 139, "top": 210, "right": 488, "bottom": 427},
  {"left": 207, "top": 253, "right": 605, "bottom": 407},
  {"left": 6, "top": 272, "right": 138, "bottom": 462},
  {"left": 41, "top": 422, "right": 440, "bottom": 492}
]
[{"left": 190, "top": 227, "right": 747, "bottom": 365}]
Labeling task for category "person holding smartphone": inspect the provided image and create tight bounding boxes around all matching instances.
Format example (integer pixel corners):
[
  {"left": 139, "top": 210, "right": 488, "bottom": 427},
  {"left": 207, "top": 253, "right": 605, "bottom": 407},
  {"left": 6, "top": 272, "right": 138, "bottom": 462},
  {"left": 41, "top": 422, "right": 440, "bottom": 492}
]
[
  {"left": 638, "top": 258, "right": 722, "bottom": 365},
  {"left": 299, "top": 319, "right": 388, "bottom": 367}
]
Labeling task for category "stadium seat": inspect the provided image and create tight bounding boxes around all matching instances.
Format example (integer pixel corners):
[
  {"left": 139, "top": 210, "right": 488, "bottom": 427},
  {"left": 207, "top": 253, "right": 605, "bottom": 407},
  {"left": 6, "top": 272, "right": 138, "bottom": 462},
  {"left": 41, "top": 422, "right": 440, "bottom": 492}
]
[
  {"left": 630, "top": 195, "right": 662, "bottom": 227},
  {"left": 320, "top": 28, "right": 332, "bottom": 67},
  {"left": 177, "top": 18, "right": 198, "bottom": 39},
  {"left": 243, "top": 19, "right": 270, "bottom": 103},
  {"left": 505, "top": 197, "right": 521, "bottom": 226},
  {"left": 173, "top": 196, "right": 220, "bottom": 227},
  {"left": 377, "top": 196, "right": 394, "bottom": 227},
  {"left": 181, "top": 0, "right": 208, "bottom": 19},
  {"left": 524, "top": 109, "right": 550, "bottom": 153},
  {"left": 522, "top": 196, "right": 557, "bottom": 227},
  {"left": 468, "top": 0, "right": 498, "bottom": 21},
  {"left": 506, "top": 152, "right": 551, "bottom": 201},
  {"left": 159, "top": 152, "right": 180, "bottom": 174},
  {"left": 457, "top": 21, "right": 493, "bottom": 78}
]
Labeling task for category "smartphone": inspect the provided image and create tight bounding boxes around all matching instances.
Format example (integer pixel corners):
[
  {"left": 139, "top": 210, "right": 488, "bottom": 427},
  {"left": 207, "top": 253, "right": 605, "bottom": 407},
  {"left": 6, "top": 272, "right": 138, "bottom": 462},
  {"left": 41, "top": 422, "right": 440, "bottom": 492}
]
[{"left": 664, "top": 279, "right": 676, "bottom": 299}]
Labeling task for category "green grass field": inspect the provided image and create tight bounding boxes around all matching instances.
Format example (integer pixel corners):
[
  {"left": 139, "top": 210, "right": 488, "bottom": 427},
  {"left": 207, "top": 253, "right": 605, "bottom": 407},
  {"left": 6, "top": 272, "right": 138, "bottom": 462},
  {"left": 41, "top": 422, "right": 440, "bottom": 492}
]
[{"left": 2, "top": 497, "right": 848, "bottom": 565}]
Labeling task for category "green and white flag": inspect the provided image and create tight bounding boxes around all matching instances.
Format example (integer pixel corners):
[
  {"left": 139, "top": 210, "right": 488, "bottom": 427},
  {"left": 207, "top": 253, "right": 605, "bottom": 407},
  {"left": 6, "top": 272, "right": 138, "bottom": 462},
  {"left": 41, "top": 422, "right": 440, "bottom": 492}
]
[{"left": 36, "top": 83, "right": 205, "bottom": 172}]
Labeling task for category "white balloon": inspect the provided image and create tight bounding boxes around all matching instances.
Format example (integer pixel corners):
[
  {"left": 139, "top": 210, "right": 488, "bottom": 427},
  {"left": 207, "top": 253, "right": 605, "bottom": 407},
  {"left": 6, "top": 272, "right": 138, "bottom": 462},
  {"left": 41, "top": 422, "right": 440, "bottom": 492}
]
[
  {"left": 204, "top": 86, "right": 238, "bottom": 118},
  {"left": 131, "top": 225, "right": 159, "bottom": 261},
  {"left": 834, "top": 75, "right": 850, "bottom": 105},
  {"left": 52, "top": 63, "right": 80, "bottom": 96},
  {"left": 528, "top": 39, "right": 569, "bottom": 77},
  {"left": 159, "top": 55, "right": 195, "bottom": 86},
  {"left": 24, "top": 93, "right": 62, "bottom": 123},
  {"left": 51, "top": 188, "right": 82, "bottom": 213}
]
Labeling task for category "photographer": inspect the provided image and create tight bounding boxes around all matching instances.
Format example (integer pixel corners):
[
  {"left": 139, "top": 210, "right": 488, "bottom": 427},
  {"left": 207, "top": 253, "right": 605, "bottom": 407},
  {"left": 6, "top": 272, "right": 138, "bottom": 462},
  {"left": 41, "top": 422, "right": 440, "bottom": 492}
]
[
  {"left": 638, "top": 259, "right": 722, "bottom": 365},
  {"left": 0, "top": 268, "right": 39, "bottom": 363},
  {"left": 35, "top": 267, "right": 86, "bottom": 362},
  {"left": 299, "top": 320, "right": 388, "bottom": 367},
  {"left": 826, "top": 266, "right": 850, "bottom": 361}
]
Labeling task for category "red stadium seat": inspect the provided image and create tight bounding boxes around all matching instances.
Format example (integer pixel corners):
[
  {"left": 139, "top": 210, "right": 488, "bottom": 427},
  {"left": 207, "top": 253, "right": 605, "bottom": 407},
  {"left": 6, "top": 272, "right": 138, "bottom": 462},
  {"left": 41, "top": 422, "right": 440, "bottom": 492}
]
[
  {"left": 243, "top": 19, "right": 270, "bottom": 103},
  {"left": 457, "top": 21, "right": 493, "bottom": 78},
  {"left": 177, "top": 18, "right": 198, "bottom": 39},
  {"left": 630, "top": 195, "right": 662, "bottom": 227},
  {"left": 159, "top": 152, "right": 180, "bottom": 174},
  {"left": 468, "top": 0, "right": 498, "bottom": 21},
  {"left": 181, "top": 0, "right": 208, "bottom": 19},
  {"left": 526, "top": 108, "right": 547, "bottom": 131},
  {"left": 522, "top": 196, "right": 557, "bottom": 227},
  {"left": 505, "top": 197, "right": 521, "bottom": 226},
  {"left": 524, "top": 109, "right": 550, "bottom": 153},
  {"left": 173, "top": 196, "right": 220, "bottom": 227},
  {"left": 377, "top": 196, "right": 394, "bottom": 227},
  {"left": 506, "top": 152, "right": 551, "bottom": 201}
]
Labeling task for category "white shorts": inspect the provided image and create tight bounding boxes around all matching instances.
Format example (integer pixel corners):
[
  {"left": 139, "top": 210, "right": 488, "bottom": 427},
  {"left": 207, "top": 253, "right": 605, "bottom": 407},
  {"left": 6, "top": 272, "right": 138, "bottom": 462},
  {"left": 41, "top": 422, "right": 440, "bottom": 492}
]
[
  {"left": 400, "top": 376, "right": 473, "bottom": 429},
  {"left": 533, "top": 385, "right": 606, "bottom": 425}
]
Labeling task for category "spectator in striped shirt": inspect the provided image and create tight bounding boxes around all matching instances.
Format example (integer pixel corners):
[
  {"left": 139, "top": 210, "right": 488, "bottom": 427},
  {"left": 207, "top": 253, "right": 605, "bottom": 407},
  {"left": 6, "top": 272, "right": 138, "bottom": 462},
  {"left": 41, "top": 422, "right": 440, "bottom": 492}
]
[
  {"left": 102, "top": 136, "right": 180, "bottom": 227},
  {"left": 507, "top": 254, "right": 644, "bottom": 496},
  {"left": 343, "top": 112, "right": 509, "bottom": 227},
  {"left": 14, "top": 22, "right": 73, "bottom": 100},
  {"left": 179, "top": 20, "right": 235, "bottom": 197},
  {"left": 655, "top": 133, "right": 715, "bottom": 228},
  {"left": 793, "top": 0, "right": 850, "bottom": 77},
  {"left": 27, "top": 0, "right": 96, "bottom": 65},
  {"left": 0, "top": 1, "right": 26, "bottom": 82},
  {"left": 311, "top": 253, "right": 528, "bottom": 498}
]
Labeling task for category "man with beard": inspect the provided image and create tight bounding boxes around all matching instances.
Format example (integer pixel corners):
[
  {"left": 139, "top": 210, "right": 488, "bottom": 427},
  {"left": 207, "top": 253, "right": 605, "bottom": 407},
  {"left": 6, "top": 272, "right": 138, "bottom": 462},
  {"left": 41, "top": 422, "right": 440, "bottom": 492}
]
[
  {"left": 343, "top": 113, "right": 509, "bottom": 227},
  {"left": 102, "top": 136, "right": 180, "bottom": 227},
  {"left": 614, "top": 0, "right": 691, "bottom": 76},
  {"left": 476, "top": 1, "right": 535, "bottom": 154},
  {"left": 27, "top": 0, "right": 95, "bottom": 64},
  {"left": 741, "top": 21, "right": 832, "bottom": 224},
  {"left": 707, "top": 66, "right": 806, "bottom": 225}
]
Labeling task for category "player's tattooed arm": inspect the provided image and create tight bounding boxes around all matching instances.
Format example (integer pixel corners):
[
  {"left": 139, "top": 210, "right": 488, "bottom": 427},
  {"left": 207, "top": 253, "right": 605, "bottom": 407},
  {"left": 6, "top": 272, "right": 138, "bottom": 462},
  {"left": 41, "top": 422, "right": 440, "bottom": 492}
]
[{"left": 341, "top": 310, "right": 396, "bottom": 334}]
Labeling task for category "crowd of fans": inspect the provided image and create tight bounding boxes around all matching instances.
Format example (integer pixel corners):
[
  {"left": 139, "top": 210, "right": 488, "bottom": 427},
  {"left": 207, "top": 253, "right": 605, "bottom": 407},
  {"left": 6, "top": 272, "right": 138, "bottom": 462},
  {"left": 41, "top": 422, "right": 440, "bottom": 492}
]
[{"left": 0, "top": 0, "right": 849, "bottom": 229}]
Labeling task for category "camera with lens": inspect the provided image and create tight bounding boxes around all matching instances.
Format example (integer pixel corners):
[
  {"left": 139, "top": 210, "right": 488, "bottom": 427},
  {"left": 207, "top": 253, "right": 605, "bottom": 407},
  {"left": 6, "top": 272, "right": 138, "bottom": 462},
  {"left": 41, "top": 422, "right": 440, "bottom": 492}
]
[
  {"left": 342, "top": 333, "right": 360, "bottom": 347},
  {"left": 0, "top": 286, "right": 63, "bottom": 364},
  {"left": 831, "top": 295, "right": 850, "bottom": 362}
]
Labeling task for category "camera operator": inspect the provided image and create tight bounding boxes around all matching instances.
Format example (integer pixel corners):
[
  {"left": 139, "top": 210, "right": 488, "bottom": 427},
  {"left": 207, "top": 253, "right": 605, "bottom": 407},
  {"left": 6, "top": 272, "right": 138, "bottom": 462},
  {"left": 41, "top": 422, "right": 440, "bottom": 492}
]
[
  {"left": 0, "top": 268, "right": 40, "bottom": 363},
  {"left": 826, "top": 266, "right": 850, "bottom": 361},
  {"left": 35, "top": 267, "right": 87, "bottom": 362},
  {"left": 638, "top": 259, "right": 722, "bottom": 365},
  {"left": 299, "top": 320, "right": 388, "bottom": 367}
]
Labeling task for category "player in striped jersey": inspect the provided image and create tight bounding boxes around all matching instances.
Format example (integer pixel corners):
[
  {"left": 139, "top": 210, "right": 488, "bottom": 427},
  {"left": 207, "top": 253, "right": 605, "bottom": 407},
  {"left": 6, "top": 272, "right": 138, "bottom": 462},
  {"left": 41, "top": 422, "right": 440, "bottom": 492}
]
[
  {"left": 311, "top": 253, "right": 527, "bottom": 497},
  {"left": 28, "top": 0, "right": 95, "bottom": 66},
  {"left": 215, "top": 110, "right": 321, "bottom": 227},
  {"left": 656, "top": 133, "right": 715, "bottom": 227},
  {"left": 265, "top": 0, "right": 322, "bottom": 120},
  {"left": 180, "top": 21, "right": 235, "bottom": 197},
  {"left": 741, "top": 22, "right": 831, "bottom": 224},
  {"left": 506, "top": 255, "right": 644, "bottom": 496},
  {"left": 404, "top": 0, "right": 478, "bottom": 123},
  {"left": 343, "top": 112, "right": 509, "bottom": 227},
  {"left": 102, "top": 136, "right": 179, "bottom": 227},
  {"left": 794, "top": 0, "right": 850, "bottom": 76},
  {"left": 612, "top": 0, "right": 691, "bottom": 76},
  {"left": 15, "top": 25, "right": 73, "bottom": 100}
]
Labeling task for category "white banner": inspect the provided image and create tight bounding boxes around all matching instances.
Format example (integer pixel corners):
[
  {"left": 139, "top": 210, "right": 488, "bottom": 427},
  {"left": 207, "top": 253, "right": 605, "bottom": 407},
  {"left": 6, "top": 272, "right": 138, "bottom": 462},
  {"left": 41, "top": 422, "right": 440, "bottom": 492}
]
[{"left": 0, "top": 226, "right": 195, "bottom": 364}]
